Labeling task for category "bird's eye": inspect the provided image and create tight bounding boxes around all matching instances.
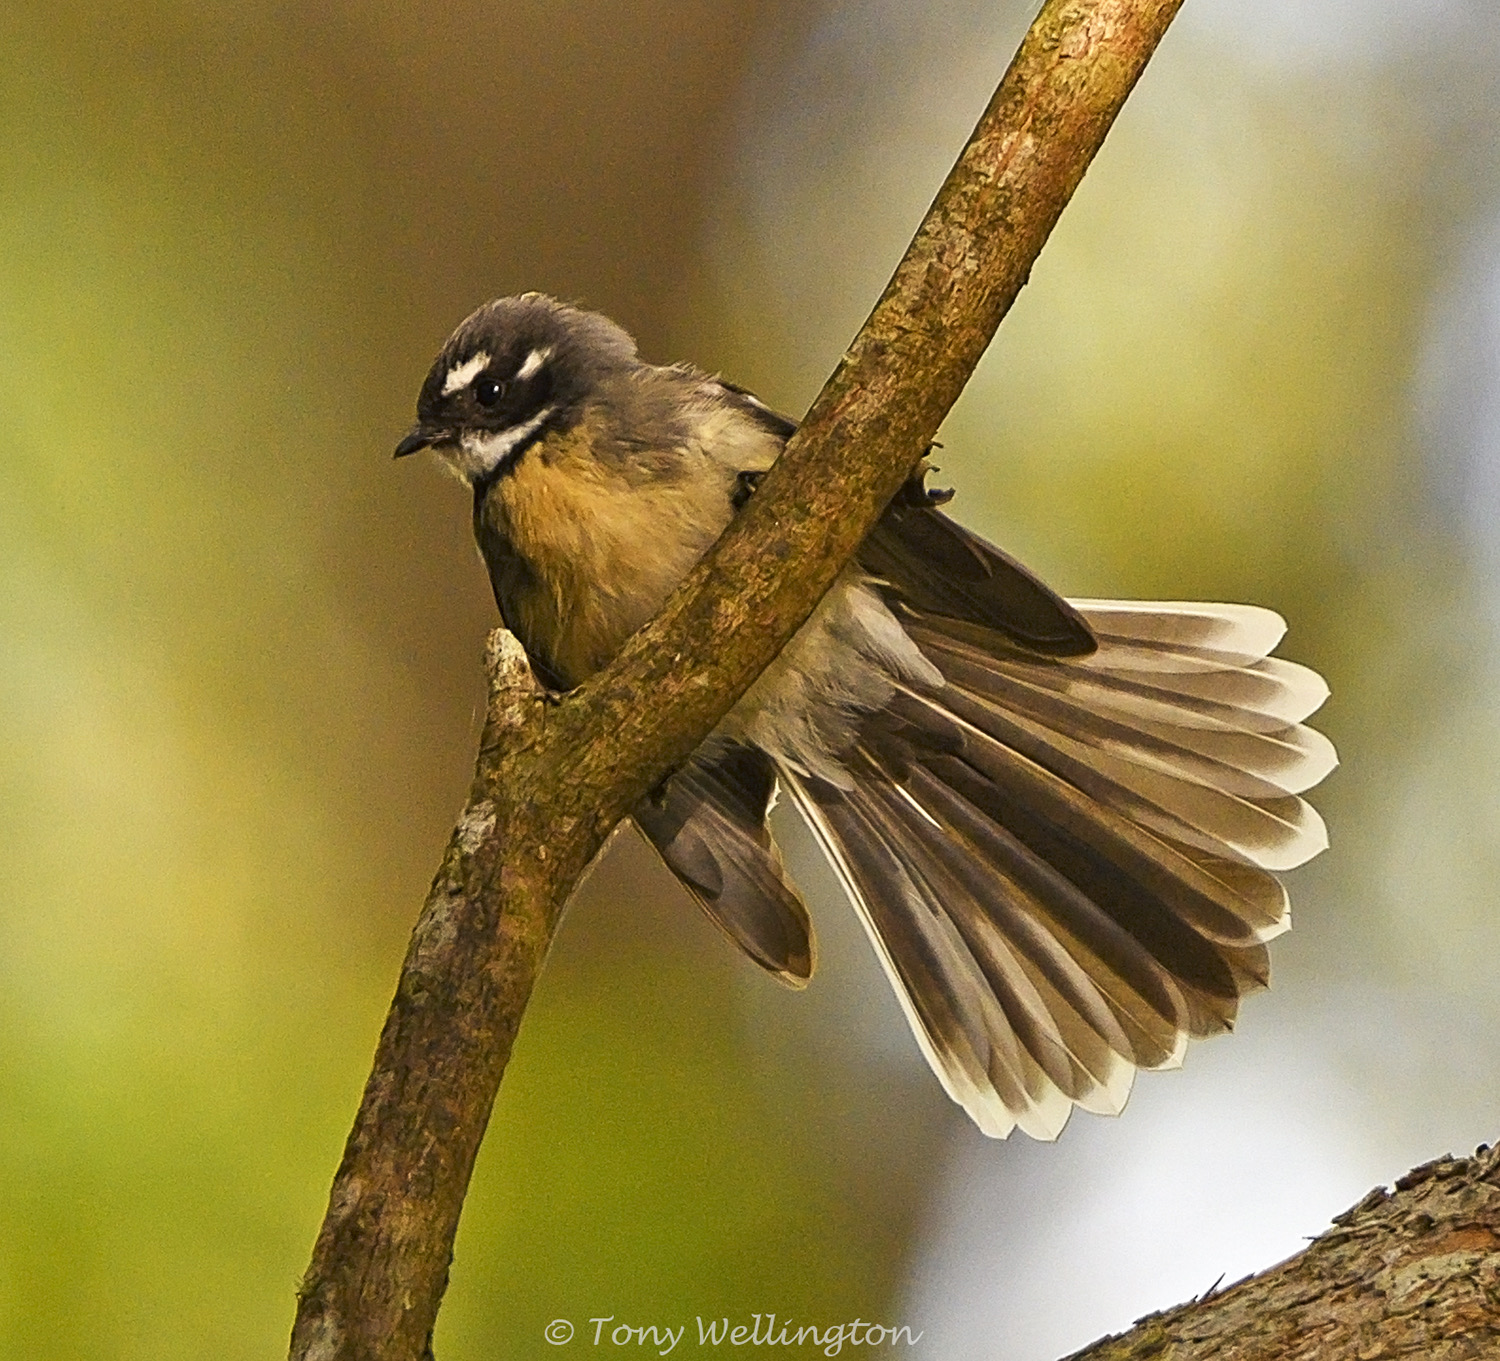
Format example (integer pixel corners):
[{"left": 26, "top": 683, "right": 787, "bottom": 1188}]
[{"left": 473, "top": 376, "right": 504, "bottom": 407}]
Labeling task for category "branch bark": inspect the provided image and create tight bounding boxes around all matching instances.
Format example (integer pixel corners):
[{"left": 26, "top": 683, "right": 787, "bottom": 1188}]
[
  {"left": 288, "top": 2, "right": 1186, "bottom": 1357},
  {"left": 1065, "top": 1143, "right": 1500, "bottom": 1360}
]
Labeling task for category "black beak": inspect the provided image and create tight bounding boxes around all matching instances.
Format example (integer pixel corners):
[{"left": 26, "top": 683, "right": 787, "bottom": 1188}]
[{"left": 394, "top": 425, "right": 444, "bottom": 459}]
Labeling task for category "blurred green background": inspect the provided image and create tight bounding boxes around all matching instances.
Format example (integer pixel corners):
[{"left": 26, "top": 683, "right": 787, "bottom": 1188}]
[{"left": 4, "top": 0, "right": 1500, "bottom": 1356}]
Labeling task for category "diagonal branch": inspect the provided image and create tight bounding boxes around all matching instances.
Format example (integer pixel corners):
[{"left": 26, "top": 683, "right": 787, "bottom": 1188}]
[
  {"left": 287, "top": 2, "right": 1186, "bottom": 1358},
  {"left": 1064, "top": 1143, "right": 1500, "bottom": 1359}
]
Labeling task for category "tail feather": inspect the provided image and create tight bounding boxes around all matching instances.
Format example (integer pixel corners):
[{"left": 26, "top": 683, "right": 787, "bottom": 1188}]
[
  {"left": 785, "top": 774, "right": 1046, "bottom": 1137},
  {"left": 929, "top": 648, "right": 1327, "bottom": 808},
  {"left": 918, "top": 635, "right": 1334, "bottom": 797},
  {"left": 934, "top": 676, "right": 1328, "bottom": 872},
  {"left": 897, "top": 756, "right": 1193, "bottom": 1068},
  {"left": 789, "top": 762, "right": 1151, "bottom": 1139},
  {"left": 1071, "top": 599, "right": 1289, "bottom": 662},
  {"left": 1080, "top": 650, "right": 1331, "bottom": 720},
  {"left": 640, "top": 590, "right": 1331, "bottom": 1140},
  {"left": 857, "top": 754, "right": 1137, "bottom": 1108},
  {"left": 774, "top": 599, "right": 1331, "bottom": 1139},
  {"left": 911, "top": 615, "right": 1329, "bottom": 731},
  {"left": 915, "top": 741, "right": 1245, "bottom": 1003},
  {"left": 857, "top": 769, "right": 1096, "bottom": 1102}
]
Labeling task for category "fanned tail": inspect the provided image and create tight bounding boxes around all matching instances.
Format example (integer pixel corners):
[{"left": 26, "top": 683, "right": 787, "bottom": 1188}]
[
  {"left": 627, "top": 463, "right": 1333, "bottom": 1138},
  {"left": 782, "top": 600, "right": 1334, "bottom": 1139}
]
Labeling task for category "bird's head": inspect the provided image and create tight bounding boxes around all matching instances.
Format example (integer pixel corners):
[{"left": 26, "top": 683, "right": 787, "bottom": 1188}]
[{"left": 393, "top": 293, "right": 638, "bottom": 484}]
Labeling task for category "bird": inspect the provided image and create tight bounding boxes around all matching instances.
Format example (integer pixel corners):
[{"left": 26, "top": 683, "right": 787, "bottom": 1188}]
[{"left": 394, "top": 292, "right": 1335, "bottom": 1140}]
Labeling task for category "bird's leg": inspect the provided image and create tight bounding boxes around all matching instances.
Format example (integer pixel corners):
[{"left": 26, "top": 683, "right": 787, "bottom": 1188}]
[{"left": 731, "top": 469, "right": 766, "bottom": 510}]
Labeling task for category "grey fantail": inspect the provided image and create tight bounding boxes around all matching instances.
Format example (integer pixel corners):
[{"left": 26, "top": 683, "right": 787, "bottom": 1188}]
[{"left": 395, "top": 293, "right": 1335, "bottom": 1139}]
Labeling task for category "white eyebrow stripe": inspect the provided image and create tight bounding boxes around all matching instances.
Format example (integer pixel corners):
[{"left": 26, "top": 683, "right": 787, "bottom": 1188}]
[
  {"left": 442, "top": 351, "right": 491, "bottom": 395},
  {"left": 515, "top": 346, "right": 552, "bottom": 381}
]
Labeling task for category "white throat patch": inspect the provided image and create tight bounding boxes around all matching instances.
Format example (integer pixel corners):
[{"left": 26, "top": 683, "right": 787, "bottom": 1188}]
[
  {"left": 454, "top": 405, "right": 556, "bottom": 481},
  {"left": 442, "top": 351, "right": 490, "bottom": 396}
]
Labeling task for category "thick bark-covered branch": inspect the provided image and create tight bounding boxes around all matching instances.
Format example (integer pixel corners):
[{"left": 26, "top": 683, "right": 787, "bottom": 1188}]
[
  {"left": 288, "top": 2, "right": 1186, "bottom": 1358},
  {"left": 1066, "top": 1143, "right": 1500, "bottom": 1360}
]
